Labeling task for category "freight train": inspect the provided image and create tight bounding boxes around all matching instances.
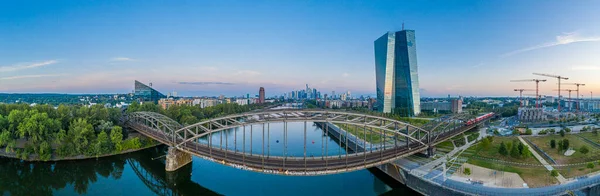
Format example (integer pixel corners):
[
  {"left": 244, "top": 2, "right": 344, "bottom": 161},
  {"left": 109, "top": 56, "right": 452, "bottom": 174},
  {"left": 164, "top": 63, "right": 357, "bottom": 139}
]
[{"left": 465, "top": 112, "right": 495, "bottom": 126}]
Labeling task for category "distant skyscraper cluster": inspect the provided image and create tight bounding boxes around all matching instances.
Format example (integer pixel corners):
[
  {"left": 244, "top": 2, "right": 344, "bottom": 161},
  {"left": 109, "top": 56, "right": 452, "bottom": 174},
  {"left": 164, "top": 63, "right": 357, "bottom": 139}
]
[
  {"left": 374, "top": 29, "right": 421, "bottom": 117},
  {"left": 283, "top": 84, "right": 322, "bottom": 100}
]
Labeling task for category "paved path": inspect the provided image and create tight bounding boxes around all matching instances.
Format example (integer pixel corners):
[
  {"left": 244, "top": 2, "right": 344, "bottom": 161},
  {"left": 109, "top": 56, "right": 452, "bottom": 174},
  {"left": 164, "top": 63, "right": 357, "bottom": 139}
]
[
  {"left": 410, "top": 128, "right": 488, "bottom": 177},
  {"left": 517, "top": 136, "right": 567, "bottom": 184}
]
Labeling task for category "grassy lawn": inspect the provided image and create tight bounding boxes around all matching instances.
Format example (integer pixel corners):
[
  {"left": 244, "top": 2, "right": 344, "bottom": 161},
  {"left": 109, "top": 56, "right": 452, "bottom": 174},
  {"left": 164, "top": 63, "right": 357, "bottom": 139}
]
[
  {"left": 468, "top": 136, "right": 540, "bottom": 164},
  {"left": 436, "top": 140, "right": 455, "bottom": 152},
  {"left": 556, "top": 164, "right": 600, "bottom": 178},
  {"left": 335, "top": 123, "right": 387, "bottom": 143},
  {"left": 578, "top": 132, "right": 600, "bottom": 145},
  {"left": 467, "top": 158, "right": 558, "bottom": 187},
  {"left": 527, "top": 134, "right": 600, "bottom": 164},
  {"left": 466, "top": 131, "right": 480, "bottom": 143}
]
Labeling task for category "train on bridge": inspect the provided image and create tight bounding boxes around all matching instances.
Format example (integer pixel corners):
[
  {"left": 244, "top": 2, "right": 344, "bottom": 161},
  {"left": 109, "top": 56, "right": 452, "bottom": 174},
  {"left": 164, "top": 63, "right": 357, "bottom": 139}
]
[{"left": 465, "top": 112, "right": 495, "bottom": 126}]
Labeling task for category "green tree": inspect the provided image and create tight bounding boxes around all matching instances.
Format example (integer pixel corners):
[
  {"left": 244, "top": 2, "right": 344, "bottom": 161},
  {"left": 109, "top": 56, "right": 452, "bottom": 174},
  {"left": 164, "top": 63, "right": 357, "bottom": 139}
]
[
  {"left": 480, "top": 137, "right": 491, "bottom": 149},
  {"left": 550, "top": 139, "right": 556, "bottom": 148},
  {"left": 499, "top": 142, "right": 508, "bottom": 156},
  {"left": 464, "top": 167, "right": 471, "bottom": 175},
  {"left": 557, "top": 140, "right": 564, "bottom": 152},
  {"left": 587, "top": 163, "right": 595, "bottom": 169},
  {"left": 510, "top": 142, "right": 520, "bottom": 158},
  {"left": 563, "top": 139, "right": 570, "bottom": 150},
  {"left": 95, "top": 131, "right": 112, "bottom": 156},
  {"left": 69, "top": 118, "right": 96, "bottom": 155},
  {"left": 580, "top": 146, "right": 590, "bottom": 154},
  {"left": 550, "top": 170, "right": 559, "bottom": 177},
  {"left": 38, "top": 141, "right": 52, "bottom": 161},
  {"left": 521, "top": 145, "right": 532, "bottom": 157},
  {"left": 559, "top": 130, "right": 565, "bottom": 137},
  {"left": 517, "top": 142, "right": 524, "bottom": 155},
  {"left": 525, "top": 128, "right": 533, "bottom": 135},
  {"left": 110, "top": 126, "right": 124, "bottom": 151}
]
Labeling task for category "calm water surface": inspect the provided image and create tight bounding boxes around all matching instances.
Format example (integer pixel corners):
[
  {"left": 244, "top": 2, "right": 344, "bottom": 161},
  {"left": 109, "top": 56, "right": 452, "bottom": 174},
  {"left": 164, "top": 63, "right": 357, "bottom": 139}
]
[{"left": 1, "top": 122, "right": 417, "bottom": 196}]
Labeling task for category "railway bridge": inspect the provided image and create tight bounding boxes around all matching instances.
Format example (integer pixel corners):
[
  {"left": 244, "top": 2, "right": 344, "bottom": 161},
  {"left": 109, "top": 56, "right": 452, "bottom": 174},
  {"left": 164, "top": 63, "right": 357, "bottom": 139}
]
[{"left": 124, "top": 109, "right": 492, "bottom": 175}]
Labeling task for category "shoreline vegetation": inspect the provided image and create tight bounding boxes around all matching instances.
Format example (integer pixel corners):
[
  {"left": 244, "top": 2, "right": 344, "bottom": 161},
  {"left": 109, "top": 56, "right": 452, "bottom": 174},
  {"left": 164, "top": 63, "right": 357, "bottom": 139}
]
[{"left": 0, "top": 102, "right": 273, "bottom": 162}]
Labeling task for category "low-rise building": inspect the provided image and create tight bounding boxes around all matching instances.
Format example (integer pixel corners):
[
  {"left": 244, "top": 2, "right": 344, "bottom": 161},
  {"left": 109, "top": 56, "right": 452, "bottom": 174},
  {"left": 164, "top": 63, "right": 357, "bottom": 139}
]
[{"left": 518, "top": 107, "right": 547, "bottom": 122}]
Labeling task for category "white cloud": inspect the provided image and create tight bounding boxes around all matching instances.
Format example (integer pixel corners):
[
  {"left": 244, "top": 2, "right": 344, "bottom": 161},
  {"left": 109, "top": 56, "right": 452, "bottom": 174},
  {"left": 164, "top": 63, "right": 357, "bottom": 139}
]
[
  {"left": 502, "top": 32, "right": 600, "bottom": 57},
  {"left": 342, "top": 73, "right": 350, "bottom": 77},
  {"left": 0, "top": 74, "right": 64, "bottom": 80},
  {"left": 0, "top": 60, "right": 58, "bottom": 72},
  {"left": 110, "top": 57, "right": 135, "bottom": 62},
  {"left": 572, "top": 66, "right": 600, "bottom": 71}
]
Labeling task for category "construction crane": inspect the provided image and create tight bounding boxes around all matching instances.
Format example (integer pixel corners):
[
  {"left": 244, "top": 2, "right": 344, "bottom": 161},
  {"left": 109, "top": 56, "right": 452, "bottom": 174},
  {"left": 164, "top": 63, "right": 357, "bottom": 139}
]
[
  {"left": 533, "top": 73, "right": 569, "bottom": 112},
  {"left": 553, "top": 89, "right": 575, "bottom": 111},
  {"left": 513, "top": 89, "right": 535, "bottom": 107},
  {"left": 563, "top": 83, "right": 585, "bottom": 112},
  {"left": 510, "top": 79, "right": 547, "bottom": 108}
]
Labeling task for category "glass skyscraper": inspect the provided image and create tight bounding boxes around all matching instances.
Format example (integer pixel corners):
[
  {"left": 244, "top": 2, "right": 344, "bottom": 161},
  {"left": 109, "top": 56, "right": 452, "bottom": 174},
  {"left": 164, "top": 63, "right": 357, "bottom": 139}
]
[
  {"left": 374, "top": 30, "right": 420, "bottom": 116},
  {"left": 134, "top": 80, "right": 166, "bottom": 103}
]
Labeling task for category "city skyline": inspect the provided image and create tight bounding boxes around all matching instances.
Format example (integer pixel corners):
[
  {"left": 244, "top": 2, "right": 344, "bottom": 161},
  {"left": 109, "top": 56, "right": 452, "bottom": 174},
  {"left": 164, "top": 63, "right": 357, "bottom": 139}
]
[{"left": 1, "top": 1, "right": 600, "bottom": 97}]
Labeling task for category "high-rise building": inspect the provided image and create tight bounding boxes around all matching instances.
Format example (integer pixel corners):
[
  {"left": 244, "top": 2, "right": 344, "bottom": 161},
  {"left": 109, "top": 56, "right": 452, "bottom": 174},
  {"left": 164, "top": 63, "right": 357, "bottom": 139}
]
[
  {"left": 259, "top": 87, "right": 265, "bottom": 103},
  {"left": 134, "top": 80, "right": 166, "bottom": 103},
  {"left": 374, "top": 30, "right": 420, "bottom": 116}
]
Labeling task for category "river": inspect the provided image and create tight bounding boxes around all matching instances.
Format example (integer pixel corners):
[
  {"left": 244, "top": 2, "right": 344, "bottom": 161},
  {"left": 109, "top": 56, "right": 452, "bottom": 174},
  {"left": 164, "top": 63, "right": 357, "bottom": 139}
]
[{"left": 0, "top": 122, "right": 418, "bottom": 196}]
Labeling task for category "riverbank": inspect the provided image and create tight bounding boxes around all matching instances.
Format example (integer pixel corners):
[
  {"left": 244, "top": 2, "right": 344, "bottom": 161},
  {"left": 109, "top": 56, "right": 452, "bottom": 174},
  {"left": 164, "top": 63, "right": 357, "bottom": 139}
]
[{"left": 0, "top": 134, "right": 163, "bottom": 162}]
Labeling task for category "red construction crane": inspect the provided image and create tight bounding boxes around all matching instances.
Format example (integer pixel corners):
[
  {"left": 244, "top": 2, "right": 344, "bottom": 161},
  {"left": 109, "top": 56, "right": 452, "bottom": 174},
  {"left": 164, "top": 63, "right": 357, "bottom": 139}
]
[
  {"left": 510, "top": 79, "right": 547, "bottom": 108},
  {"left": 563, "top": 83, "right": 585, "bottom": 112},
  {"left": 533, "top": 73, "right": 568, "bottom": 112},
  {"left": 513, "top": 89, "right": 535, "bottom": 107}
]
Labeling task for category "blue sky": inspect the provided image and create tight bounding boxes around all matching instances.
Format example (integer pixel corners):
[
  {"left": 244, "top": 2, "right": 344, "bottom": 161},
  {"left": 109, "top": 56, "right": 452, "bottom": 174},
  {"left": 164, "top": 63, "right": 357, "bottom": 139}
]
[{"left": 1, "top": 1, "right": 600, "bottom": 97}]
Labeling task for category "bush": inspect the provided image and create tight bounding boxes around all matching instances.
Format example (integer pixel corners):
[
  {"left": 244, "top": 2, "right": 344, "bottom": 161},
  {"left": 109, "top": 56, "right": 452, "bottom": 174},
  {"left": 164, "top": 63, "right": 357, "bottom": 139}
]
[
  {"left": 559, "top": 130, "right": 565, "bottom": 137},
  {"left": 464, "top": 167, "right": 471, "bottom": 175},
  {"left": 564, "top": 127, "right": 572, "bottom": 133},
  {"left": 550, "top": 170, "right": 559, "bottom": 177},
  {"left": 550, "top": 139, "right": 556, "bottom": 149},
  {"left": 588, "top": 163, "right": 595, "bottom": 169},
  {"left": 549, "top": 129, "right": 556, "bottom": 134},
  {"left": 499, "top": 142, "right": 508, "bottom": 156},
  {"left": 512, "top": 129, "right": 520, "bottom": 136},
  {"left": 525, "top": 129, "right": 533, "bottom": 135},
  {"left": 538, "top": 130, "right": 547, "bottom": 135},
  {"left": 580, "top": 146, "right": 590, "bottom": 154}
]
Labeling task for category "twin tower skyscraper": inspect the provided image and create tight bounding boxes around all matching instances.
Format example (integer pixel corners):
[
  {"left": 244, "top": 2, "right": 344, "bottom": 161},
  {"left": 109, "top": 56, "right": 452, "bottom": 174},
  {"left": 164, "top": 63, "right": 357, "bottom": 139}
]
[{"left": 374, "top": 30, "right": 421, "bottom": 117}]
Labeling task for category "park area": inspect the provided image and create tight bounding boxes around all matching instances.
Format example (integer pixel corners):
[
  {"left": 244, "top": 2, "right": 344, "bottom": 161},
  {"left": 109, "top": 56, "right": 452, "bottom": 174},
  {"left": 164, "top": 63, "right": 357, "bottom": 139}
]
[
  {"left": 526, "top": 134, "right": 600, "bottom": 165},
  {"left": 459, "top": 136, "right": 558, "bottom": 187}
]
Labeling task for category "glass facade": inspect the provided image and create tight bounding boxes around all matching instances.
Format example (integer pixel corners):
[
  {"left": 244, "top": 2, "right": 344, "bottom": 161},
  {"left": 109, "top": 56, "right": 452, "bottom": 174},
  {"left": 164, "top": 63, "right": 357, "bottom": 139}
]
[
  {"left": 134, "top": 80, "right": 166, "bottom": 103},
  {"left": 374, "top": 30, "right": 420, "bottom": 116}
]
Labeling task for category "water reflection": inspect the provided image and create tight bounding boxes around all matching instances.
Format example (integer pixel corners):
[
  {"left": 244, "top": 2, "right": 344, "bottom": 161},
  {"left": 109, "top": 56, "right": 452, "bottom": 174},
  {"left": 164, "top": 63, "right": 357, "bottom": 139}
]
[
  {"left": 0, "top": 147, "right": 219, "bottom": 196},
  {"left": 0, "top": 154, "right": 126, "bottom": 195}
]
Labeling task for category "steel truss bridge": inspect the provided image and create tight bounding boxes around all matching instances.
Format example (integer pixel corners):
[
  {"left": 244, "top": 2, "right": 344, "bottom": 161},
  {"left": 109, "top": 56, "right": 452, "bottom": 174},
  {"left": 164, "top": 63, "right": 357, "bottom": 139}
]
[{"left": 125, "top": 109, "right": 492, "bottom": 175}]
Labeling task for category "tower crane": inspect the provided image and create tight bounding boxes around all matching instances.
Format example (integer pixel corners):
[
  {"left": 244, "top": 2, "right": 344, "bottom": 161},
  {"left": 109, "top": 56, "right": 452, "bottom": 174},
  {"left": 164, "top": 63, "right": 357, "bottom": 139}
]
[
  {"left": 553, "top": 89, "right": 575, "bottom": 111},
  {"left": 510, "top": 79, "right": 547, "bottom": 108},
  {"left": 533, "top": 73, "right": 568, "bottom": 112},
  {"left": 563, "top": 83, "right": 585, "bottom": 112},
  {"left": 513, "top": 89, "right": 535, "bottom": 107}
]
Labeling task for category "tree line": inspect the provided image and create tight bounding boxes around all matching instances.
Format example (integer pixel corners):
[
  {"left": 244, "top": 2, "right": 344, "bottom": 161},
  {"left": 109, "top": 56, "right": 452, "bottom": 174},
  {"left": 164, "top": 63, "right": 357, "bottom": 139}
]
[
  {"left": 0, "top": 104, "right": 148, "bottom": 161},
  {"left": 126, "top": 102, "right": 275, "bottom": 125}
]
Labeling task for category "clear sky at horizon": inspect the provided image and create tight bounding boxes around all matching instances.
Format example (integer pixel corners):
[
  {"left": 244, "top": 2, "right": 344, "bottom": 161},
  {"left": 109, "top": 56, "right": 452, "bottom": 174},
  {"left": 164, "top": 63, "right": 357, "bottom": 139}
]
[{"left": 1, "top": 1, "right": 600, "bottom": 98}]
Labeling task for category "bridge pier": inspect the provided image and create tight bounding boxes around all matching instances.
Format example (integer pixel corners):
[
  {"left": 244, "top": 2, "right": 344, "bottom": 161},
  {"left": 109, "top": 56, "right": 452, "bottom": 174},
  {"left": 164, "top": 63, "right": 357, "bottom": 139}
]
[
  {"left": 166, "top": 147, "right": 192, "bottom": 172},
  {"left": 426, "top": 147, "right": 435, "bottom": 158}
]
